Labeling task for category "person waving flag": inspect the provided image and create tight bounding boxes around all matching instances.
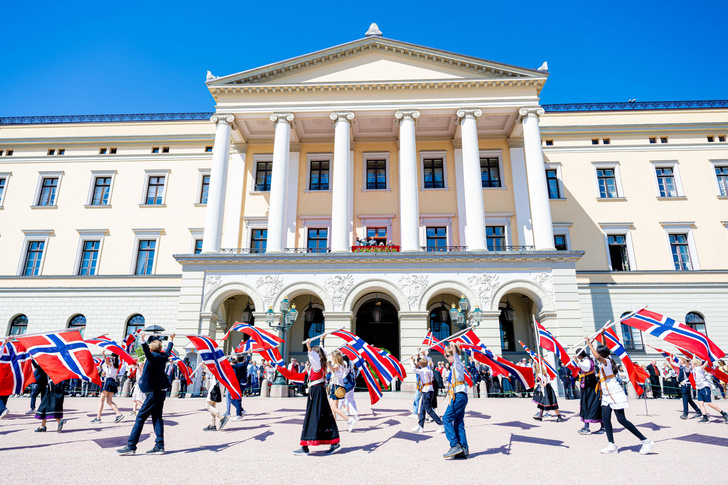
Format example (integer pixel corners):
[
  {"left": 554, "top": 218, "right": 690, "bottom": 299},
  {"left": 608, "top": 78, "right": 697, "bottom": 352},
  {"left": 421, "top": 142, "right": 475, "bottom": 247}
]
[
  {"left": 187, "top": 335, "right": 241, "bottom": 400},
  {"left": 340, "top": 344, "right": 382, "bottom": 405},
  {"left": 85, "top": 335, "right": 136, "bottom": 366},
  {"left": 222, "top": 322, "right": 283, "bottom": 350},
  {"left": 15, "top": 330, "right": 101, "bottom": 386},
  {"left": 330, "top": 329, "right": 396, "bottom": 387},
  {"left": 0, "top": 339, "right": 35, "bottom": 396},
  {"left": 519, "top": 341, "right": 557, "bottom": 380},
  {"left": 598, "top": 328, "right": 650, "bottom": 396}
]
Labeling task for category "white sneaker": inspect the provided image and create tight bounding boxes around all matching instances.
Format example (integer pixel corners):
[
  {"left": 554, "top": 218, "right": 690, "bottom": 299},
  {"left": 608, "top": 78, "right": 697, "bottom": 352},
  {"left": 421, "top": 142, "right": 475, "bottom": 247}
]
[
  {"left": 408, "top": 413, "right": 417, "bottom": 419},
  {"left": 411, "top": 425, "right": 424, "bottom": 433},
  {"left": 353, "top": 415, "right": 360, "bottom": 422},
  {"left": 0, "top": 409, "right": 8, "bottom": 420},
  {"left": 639, "top": 439, "right": 654, "bottom": 455},
  {"left": 436, "top": 425, "right": 445, "bottom": 434},
  {"left": 600, "top": 443, "right": 618, "bottom": 454},
  {"left": 348, "top": 417, "right": 356, "bottom": 432}
]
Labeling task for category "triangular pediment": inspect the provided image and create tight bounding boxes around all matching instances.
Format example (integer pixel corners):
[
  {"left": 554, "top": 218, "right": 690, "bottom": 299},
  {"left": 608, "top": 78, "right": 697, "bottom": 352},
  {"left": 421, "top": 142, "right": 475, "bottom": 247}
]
[{"left": 208, "top": 37, "right": 546, "bottom": 87}]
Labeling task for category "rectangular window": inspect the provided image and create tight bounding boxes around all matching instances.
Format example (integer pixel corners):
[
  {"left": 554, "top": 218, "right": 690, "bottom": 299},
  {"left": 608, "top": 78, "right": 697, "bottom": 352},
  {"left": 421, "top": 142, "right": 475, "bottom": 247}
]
[
  {"left": 0, "top": 177, "right": 6, "bottom": 204},
  {"left": 554, "top": 234, "right": 567, "bottom": 251},
  {"left": 309, "top": 161, "right": 330, "bottom": 191},
  {"left": 486, "top": 226, "right": 506, "bottom": 251},
  {"left": 621, "top": 323, "right": 644, "bottom": 351},
  {"left": 255, "top": 161, "right": 272, "bottom": 191},
  {"left": 162, "top": 147, "right": 170, "bottom": 153},
  {"left": 596, "top": 168, "right": 618, "bottom": 198},
  {"left": 58, "top": 149, "right": 65, "bottom": 155},
  {"left": 607, "top": 235, "right": 630, "bottom": 271},
  {"left": 366, "top": 160, "right": 387, "bottom": 190},
  {"left": 37, "top": 177, "right": 58, "bottom": 206},
  {"left": 194, "top": 239, "right": 203, "bottom": 254},
  {"left": 152, "top": 147, "right": 159, "bottom": 154},
  {"left": 6, "top": 150, "right": 12, "bottom": 156},
  {"left": 250, "top": 229, "right": 267, "bottom": 254},
  {"left": 707, "top": 136, "right": 715, "bottom": 143},
  {"left": 366, "top": 227, "right": 387, "bottom": 245},
  {"left": 307, "top": 228, "right": 328, "bottom": 253},
  {"left": 99, "top": 148, "right": 107, "bottom": 155},
  {"left": 47, "top": 149, "right": 55, "bottom": 156},
  {"left": 423, "top": 158, "right": 445, "bottom": 189},
  {"left": 591, "top": 138, "right": 599, "bottom": 145},
  {"left": 649, "top": 137, "right": 657, "bottom": 144},
  {"left": 603, "top": 138, "right": 610, "bottom": 145},
  {"left": 480, "top": 157, "right": 501, "bottom": 188},
  {"left": 78, "top": 240, "right": 100, "bottom": 276},
  {"left": 655, "top": 167, "right": 677, "bottom": 197},
  {"left": 660, "top": 137, "right": 668, "bottom": 144},
  {"left": 720, "top": 136, "right": 726, "bottom": 142},
  {"left": 205, "top": 146, "right": 213, "bottom": 153},
  {"left": 425, "top": 227, "right": 447, "bottom": 251},
  {"left": 91, "top": 177, "right": 112, "bottom": 206},
  {"left": 546, "top": 169, "right": 561, "bottom": 199},
  {"left": 545, "top": 140, "right": 554, "bottom": 146},
  {"left": 109, "top": 147, "right": 117, "bottom": 154},
  {"left": 200, "top": 174, "right": 210, "bottom": 204},
  {"left": 135, "top": 240, "right": 156, "bottom": 275},
  {"left": 23, "top": 241, "right": 44, "bottom": 276},
  {"left": 715, "top": 166, "right": 728, "bottom": 196},
  {"left": 145, "top": 176, "right": 165, "bottom": 205},
  {"left": 669, "top": 234, "right": 693, "bottom": 270}
]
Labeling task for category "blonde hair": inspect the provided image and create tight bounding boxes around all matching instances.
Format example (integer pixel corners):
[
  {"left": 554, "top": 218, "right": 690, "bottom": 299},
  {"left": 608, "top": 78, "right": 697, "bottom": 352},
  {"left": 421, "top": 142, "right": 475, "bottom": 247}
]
[
  {"left": 149, "top": 340, "right": 163, "bottom": 352},
  {"left": 418, "top": 358, "right": 428, "bottom": 368},
  {"left": 332, "top": 350, "right": 344, "bottom": 366},
  {"left": 533, "top": 361, "right": 542, "bottom": 376}
]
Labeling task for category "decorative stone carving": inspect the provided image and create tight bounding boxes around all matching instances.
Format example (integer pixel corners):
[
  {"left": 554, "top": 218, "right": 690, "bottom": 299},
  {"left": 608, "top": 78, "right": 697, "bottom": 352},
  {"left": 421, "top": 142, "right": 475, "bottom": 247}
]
[
  {"left": 206, "top": 70, "right": 217, "bottom": 81},
  {"left": 532, "top": 271, "right": 554, "bottom": 297},
  {"left": 210, "top": 113, "right": 234, "bottom": 125},
  {"left": 204, "top": 274, "right": 222, "bottom": 295},
  {"left": 467, "top": 273, "right": 500, "bottom": 308},
  {"left": 256, "top": 275, "right": 284, "bottom": 308},
  {"left": 365, "top": 23, "right": 383, "bottom": 38},
  {"left": 330, "top": 112, "right": 355, "bottom": 124},
  {"left": 537, "top": 61, "right": 549, "bottom": 72},
  {"left": 518, "top": 107, "right": 546, "bottom": 120},
  {"left": 456, "top": 109, "right": 482, "bottom": 123},
  {"left": 324, "top": 275, "right": 354, "bottom": 311},
  {"left": 394, "top": 110, "right": 420, "bottom": 126},
  {"left": 270, "top": 112, "right": 295, "bottom": 125},
  {"left": 398, "top": 275, "right": 428, "bottom": 310}
]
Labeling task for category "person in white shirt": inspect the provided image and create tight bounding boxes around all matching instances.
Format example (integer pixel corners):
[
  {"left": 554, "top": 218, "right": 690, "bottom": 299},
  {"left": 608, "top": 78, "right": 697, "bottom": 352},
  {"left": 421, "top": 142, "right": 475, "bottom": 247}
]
[
  {"left": 442, "top": 342, "right": 469, "bottom": 459},
  {"left": 203, "top": 373, "right": 230, "bottom": 431},
  {"left": 324, "top": 345, "right": 356, "bottom": 432},
  {"left": 692, "top": 359, "right": 728, "bottom": 424},
  {"left": 410, "top": 349, "right": 444, "bottom": 434},
  {"left": 91, "top": 352, "right": 125, "bottom": 424}
]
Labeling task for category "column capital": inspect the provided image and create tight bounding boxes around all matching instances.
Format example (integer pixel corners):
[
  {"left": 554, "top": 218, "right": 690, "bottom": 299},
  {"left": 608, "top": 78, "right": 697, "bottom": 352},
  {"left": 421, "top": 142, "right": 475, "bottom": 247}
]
[
  {"left": 395, "top": 110, "right": 420, "bottom": 125},
  {"left": 329, "top": 111, "right": 355, "bottom": 123},
  {"left": 290, "top": 142, "right": 302, "bottom": 153},
  {"left": 270, "top": 112, "right": 295, "bottom": 125},
  {"left": 508, "top": 138, "right": 524, "bottom": 149},
  {"left": 518, "top": 107, "right": 545, "bottom": 121},
  {"left": 452, "top": 139, "right": 462, "bottom": 149},
  {"left": 456, "top": 108, "right": 482, "bottom": 123},
  {"left": 210, "top": 113, "right": 235, "bottom": 125},
  {"left": 233, "top": 143, "right": 248, "bottom": 153}
]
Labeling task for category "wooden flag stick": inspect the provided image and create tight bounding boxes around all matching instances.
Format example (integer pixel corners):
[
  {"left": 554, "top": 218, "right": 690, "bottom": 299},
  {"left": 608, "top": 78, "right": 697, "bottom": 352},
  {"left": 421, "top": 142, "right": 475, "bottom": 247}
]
[
  {"left": 406, "top": 325, "right": 475, "bottom": 360},
  {"left": 302, "top": 327, "right": 344, "bottom": 345},
  {"left": 10, "top": 328, "right": 80, "bottom": 339},
  {"left": 568, "top": 305, "right": 648, "bottom": 352}
]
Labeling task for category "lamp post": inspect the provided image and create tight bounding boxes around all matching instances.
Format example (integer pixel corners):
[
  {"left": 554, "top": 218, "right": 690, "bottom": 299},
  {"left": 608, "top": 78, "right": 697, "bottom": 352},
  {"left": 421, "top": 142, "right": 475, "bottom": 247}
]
[
  {"left": 267, "top": 296, "right": 298, "bottom": 390},
  {"left": 448, "top": 295, "right": 482, "bottom": 362}
]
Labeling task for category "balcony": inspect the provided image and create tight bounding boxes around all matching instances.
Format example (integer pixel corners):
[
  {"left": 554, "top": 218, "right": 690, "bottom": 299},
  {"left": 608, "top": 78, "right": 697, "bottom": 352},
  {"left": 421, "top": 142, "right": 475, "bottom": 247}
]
[{"left": 218, "top": 245, "right": 538, "bottom": 255}]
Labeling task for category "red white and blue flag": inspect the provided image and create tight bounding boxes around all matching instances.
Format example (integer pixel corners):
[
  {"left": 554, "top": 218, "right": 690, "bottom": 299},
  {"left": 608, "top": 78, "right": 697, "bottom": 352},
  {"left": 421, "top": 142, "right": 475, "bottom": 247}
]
[
  {"left": 649, "top": 345, "right": 681, "bottom": 372},
  {"left": 254, "top": 346, "right": 305, "bottom": 383},
  {"left": 169, "top": 350, "right": 193, "bottom": 386},
  {"left": 235, "top": 337, "right": 267, "bottom": 354},
  {"left": 599, "top": 328, "right": 650, "bottom": 396},
  {"left": 458, "top": 342, "right": 509, "bottom": 378},
  {"left": 677, "top": 348, "right": 728, "bottom": 384},
  {"left": 492, "top": 355, "right": 535, "bottom": 389},
  {"left": 330, "top": 329, "right": 396, "bottom": 387},
  {"left": 422, "top": 331, "right": 446, "bottom": 355},
  {"left": 222, "top": 322, "right": 284, "bottom": 350},
  {"left": 93, "top": 358, "right": 103, "bottom": 367},
  {"left": 621, "top": 309, "right": 725, "bottom": 363},
  {"left": 536, "top": 321, "right": 571, "bottom": 366},
  {"left": 519, "top": 341, "right": 557, "bottom": 380},
  {"left": 372, "top": 346, "right": 407, "bottom": 380},
  {"left": 186, "top": 335, "right": 241, "bottom": 399},
  {"left": 124, "top": 330, "right": 140, "bottom": 354},
  {"left": 14, "top": 331, "right": 102, "bottom": 386},
  {"left": 0, "top": 341, "right": 35, "bottom": 395},
  {"left": 85, "top": 335, "right": 136, "bottom": 366},
  {"left": 340, "top": 344, "right": 382, "bottom": 405}
]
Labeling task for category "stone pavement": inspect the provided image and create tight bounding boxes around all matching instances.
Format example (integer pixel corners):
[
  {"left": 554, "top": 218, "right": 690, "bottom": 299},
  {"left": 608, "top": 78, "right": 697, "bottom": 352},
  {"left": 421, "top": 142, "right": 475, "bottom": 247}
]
[{"left": 1, "top": 394, "right": 726, "bottom": 484}]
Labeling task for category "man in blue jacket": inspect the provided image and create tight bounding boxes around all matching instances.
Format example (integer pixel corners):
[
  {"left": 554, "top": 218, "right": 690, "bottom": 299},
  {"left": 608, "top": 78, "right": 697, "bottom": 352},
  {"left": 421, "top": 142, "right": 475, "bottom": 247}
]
[{"left": 117, "top": 332, "right": 174, "bottom": 455}]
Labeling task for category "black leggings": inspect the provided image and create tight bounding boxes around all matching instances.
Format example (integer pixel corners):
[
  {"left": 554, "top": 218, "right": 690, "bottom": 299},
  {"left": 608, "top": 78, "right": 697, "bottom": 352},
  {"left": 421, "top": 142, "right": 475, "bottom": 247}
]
[{"left": 601, "top": 405, "right": 646, "bottom": 443}]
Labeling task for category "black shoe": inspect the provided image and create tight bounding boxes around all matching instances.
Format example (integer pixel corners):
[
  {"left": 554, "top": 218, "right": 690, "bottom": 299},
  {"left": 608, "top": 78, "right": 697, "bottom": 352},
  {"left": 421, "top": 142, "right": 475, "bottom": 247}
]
[
  {"left": 325, "top": 443, "right": 341, "bottom": 455},
  {"left": 293, "top": 446, "right": 310, "bottom": 456},
  {"left": 203, "top": 425, "right": 217, "bottom": 431},
  {"left": 679, "top": 414, "right": 688, "bottom": 420},
  {"left": 146, "top": 445, "right": 165, "bottom": 454},
  {"left": 556, "top": 415, "right": 565, "bottom": 423},
  {"left": 698, "top": 416, "right": 709, "bottom": 423},
  {"left": 691, "top": 413, "right": 703, "bottom": 419},
  {"left": 593, "top": 428, "right": 605, "bottom": 435},
  {"left": 461, "top": 446, "right": 470, "bottom": 458},
  {"left": 443, "top": 445, "right": 463, "bottom": 458},
  {"left": 532, "top": 416, "right": 543, "bottom": 421},
  {"left": 34, "top": 426, "right": 46, "bottom": 433},
  {"left": 117, "top": 445, "right": 135, "bottom": 455}
]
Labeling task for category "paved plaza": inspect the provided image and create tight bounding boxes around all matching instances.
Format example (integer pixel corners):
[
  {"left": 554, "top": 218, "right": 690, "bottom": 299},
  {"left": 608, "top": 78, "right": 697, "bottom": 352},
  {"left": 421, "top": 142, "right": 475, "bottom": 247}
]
[{"left": 1, "top": 394, "right": 726, "bottom": 484}]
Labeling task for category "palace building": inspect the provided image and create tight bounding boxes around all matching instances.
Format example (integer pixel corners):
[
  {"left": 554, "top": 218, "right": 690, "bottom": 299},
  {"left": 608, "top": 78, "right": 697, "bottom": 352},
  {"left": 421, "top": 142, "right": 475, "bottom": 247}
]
[{"left": 2, "top": 25, "right": 727, "bottom": 379}]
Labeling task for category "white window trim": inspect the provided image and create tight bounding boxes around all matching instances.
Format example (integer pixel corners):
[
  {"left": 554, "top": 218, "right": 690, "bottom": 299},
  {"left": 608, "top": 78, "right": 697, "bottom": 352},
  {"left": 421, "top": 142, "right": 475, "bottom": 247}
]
[
  {"left": 362, "top": 152, "right": 391, "bottom": 192},
  {"left": 301, "top": 216, "right": 332, "bottom": 249},
  {"left": 73, "top": 229, "right": 109, "bottom": 276},
  {"left": 479, "top": 149, "right": 506, "bottom": 190},
  {"left": 419, "top": 150, "right": 449, "bottom": 191},
  {"left": 552, "top": 222, "right": 572, "bottom": 250},
  {"left": 544, "top": 162, "right": 566, "bottom": 200},
  {"left": 250, "top": 154, "right": 273, "bottom": 194},
  {"left": 243, "top": 217, "right": 268, "bottom": 250},
  {"left": 305, "top": 153, "right": 333, "bottom": 193},
  {"left": 195, "top": 168, "right": 211, "bottom": 206},
  {"left": 599, "top": 223, "right": 637, "bottom": 271},
  {"left": 0, "top": 171, "right": 11, "bottom": 208},
  {"left": 484, "top": 213, "right": 513, "bottom": 248},
  {"left": 420, "top": 214, "right": 456, "bottom": 249},
  {"left": 660, "top": 222, "right": 700, "bottom": 271},
  {"left": 651, "top": 160, "right": 685, "bottom": 198},
  {"left": 709, "top": 160, "right": 728, "bottom": 197},
  {"left": 189, "top": 228, "right": 204, "bottom": 254},
  {"left": 85, "top": 170, "right": 117, "bottom": 207},
  {"left": 140, "top": 169, "right": 170, "bottom": 207},
  {"left": 32, "top": 171, "right": 64, "bottom": 208},
  {"left": 592, "top": 161, "right": 625, "bottom": 199},
  {"left": 358, "top": 215, "right": 395, "bottom": 245},
  {"left": 130, "top": 228, "right": 165, "bottom": 275},
  {"left": 17, "top": 229, "right": 54, "bottom": 276}
]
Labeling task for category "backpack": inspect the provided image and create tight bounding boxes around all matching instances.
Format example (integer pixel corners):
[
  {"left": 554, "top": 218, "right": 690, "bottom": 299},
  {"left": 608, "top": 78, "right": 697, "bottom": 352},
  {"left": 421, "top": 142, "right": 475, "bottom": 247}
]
[{"left": 343, "top": 370, "right": 356, "bottom": 392}]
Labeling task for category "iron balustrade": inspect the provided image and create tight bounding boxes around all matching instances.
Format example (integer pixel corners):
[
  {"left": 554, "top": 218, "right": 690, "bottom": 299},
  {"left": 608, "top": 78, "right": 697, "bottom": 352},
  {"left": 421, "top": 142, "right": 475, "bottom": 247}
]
[
  {"left": 0, "top": 112, "right": 215, "bottom": 125},
  {"left": 284, "top": 248, "right": 331, "bottom": 254},
  {"left": 542, "top": 100, "right": 728, "bottom": 112},
  {"left": 421, "top": 246, "right": 468, "bottom": 252},
  {"left": 351, "top": 245, "right": 401, "bottom": 253}
]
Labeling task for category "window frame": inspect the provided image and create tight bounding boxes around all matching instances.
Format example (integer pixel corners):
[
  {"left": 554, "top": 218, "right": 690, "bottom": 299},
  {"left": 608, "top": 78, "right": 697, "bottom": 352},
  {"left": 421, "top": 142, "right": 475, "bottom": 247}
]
[
  {"left": 17, "top": 230, "right": 54, "bottom": 276},
  {"left": 685, "top": 312, "right": 707, "bottom": 335},
  {"left": 8, "top": 314, "right": 29, "bottom": 336},
  {"left": 67, "top": 314, "right": 87, "bottom": 337},
  {"left": 479, "top": 150, "right": 505, "bottom": 190},
  {"left": 552, "top": 223, "right": 572, "bottom": 251},
  {"left": 196, "top": 169, "right": 211, "bottom": 205},
  {"left": 710, "top": 160, "right": 728, "bottom": 197},
  {"left": 140, "top": 169, "right": 170, "bottom": 206},
  {"left": 544, "top": 162, "right": 565, "bottom": 200},
  {"left": 306, "top": 227, "right": 330, "bottom": 253},
  {"left": 32, "top": 171, "right": 64, "bottom": 208},
  {"left": 189, "top": 228, "right": 204, "bottom": 254},
  {"left": 651, "top": 161, "right": 684, "bottom": 198},
  {"left": 592, "top": 162, "right": 624, "bottom": 199},
  {"left": 300, "top": 217, "right": 331, "bottom": 251},
  {"left": 0, "top": 172, "right": 10, "bottom": 208},
  {"left": 362, "top": 152, "right": 390, "bottom": 192},
  {"left": 130, "top": 229, "right": 164, "bottom": 275},
  {"left": 359, "top": 215, "right": 395, "bottom": 246},
  {"left": 484, "top": 214, "right": 513, "bottom": 248},
  {"left": 251, "top": 154, "right": 274, "bottom": 193},
  {"left": 243, "top": 217, "right": 268, "bottom": 251},
  {"left": 661, "top": 222, "right": 700, "bottom": 271},
  {"left": 424, "top": 226, "right": 448, "bottom": 251},
  {"left": 305, "top": 153, "right": 333, "bottom": 192},
  {"left": 73, "top": 229, "right": 108, "bottom": 276},
  {"left": 419, "top": 215, "right": 455, "bottom": 250},
  {"left": 85, "top": 170, "right": 117, "bottom": 207},
  {"left": 599, "top": 224, "right": 637, "bottom": 271},
  {"left": 419, "top": 150, "right": 448, "bottom": 190}
]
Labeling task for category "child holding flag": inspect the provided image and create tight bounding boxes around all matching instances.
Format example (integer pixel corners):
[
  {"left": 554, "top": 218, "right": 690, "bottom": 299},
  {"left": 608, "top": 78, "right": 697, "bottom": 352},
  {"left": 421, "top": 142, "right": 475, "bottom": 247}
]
[
  {"left": 676, "top": 357, "right": 702, "bottom": 419},
  {"left": 442, "top": 342, "right": 469, "bottom": 459},
  {"left": 692, "top": 358, "right": 728, "bottom": 423},
  {"left": 532, "top": 363, "right": 564, "bottom": 422}
]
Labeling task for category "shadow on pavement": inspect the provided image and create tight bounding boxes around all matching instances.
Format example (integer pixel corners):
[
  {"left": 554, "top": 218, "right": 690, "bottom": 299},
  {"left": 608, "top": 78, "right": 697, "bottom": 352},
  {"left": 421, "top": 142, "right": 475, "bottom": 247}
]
[
  {"left": 94, "top": 434, "right": 150, "bottom": 449},
  {"left": 490, "top": 420, "right": 540, "bottom": 430},
  {"left": 469, "top": 443, "right": 511, "bottom": 457},
  {"left": 511, "top": 434, "right": 569, "bottom": 448},
  {"left": 637, "top": 421, "right": 671, "bottom": 431},
  {"left": 673, "top": 433, "right": 728, "bottom": 448},
  {"left": 165, "top": 440, "right": 248, "bottom": 454}
]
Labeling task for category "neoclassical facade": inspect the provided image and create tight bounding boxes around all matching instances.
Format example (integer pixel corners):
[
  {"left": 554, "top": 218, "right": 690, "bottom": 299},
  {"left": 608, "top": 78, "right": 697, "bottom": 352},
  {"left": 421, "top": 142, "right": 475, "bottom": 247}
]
[{"left": 2, "top": 27, "right": 727, "bottom": 376}]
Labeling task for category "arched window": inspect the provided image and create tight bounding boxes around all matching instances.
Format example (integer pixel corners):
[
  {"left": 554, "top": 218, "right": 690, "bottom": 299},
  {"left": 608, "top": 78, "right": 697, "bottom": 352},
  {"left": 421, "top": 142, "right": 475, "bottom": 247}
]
[
  {"left": 126, "top": 314, "right": 145, "bottom": 337},
  {"left": 68, "top": 314, "right": 86, "bottom": 337},
  {"left": 429, "top": 304, "right": 451, "bottom": 342},
  {"left": 685, "top": 312, "right": 706, "bottom": 335},
  {"left": 9, "top": 314, "right": 28, "bottom": 335},
  {"left": 620, "top": 311, "right": 644, "bottom": 351},
  {"left": 303, "top": 306, "right": 325, "bottom": 350}
]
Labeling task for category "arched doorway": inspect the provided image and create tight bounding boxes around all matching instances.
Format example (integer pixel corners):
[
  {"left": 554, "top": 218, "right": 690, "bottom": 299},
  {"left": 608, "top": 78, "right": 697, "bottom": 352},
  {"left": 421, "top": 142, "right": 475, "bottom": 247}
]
[
  {"left": 219, "top": 294, "right": 256, "bottom": 354},
  {"left": 497, "top": 293, "right": 538, "bottom": 358},
  {"left": 354, "top": 294, "right": 400, "bottom": 359}
]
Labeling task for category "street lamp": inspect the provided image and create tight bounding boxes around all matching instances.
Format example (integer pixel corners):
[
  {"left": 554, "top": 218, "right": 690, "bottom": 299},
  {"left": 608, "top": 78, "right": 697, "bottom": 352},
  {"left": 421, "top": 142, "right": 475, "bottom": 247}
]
[{"left": 267, "top": 296, "right": 298, "bottom": 389}]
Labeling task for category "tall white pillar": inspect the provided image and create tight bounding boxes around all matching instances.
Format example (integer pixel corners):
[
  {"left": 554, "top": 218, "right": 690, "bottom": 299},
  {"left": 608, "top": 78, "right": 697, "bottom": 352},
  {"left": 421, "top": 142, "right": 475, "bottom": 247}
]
[
  {"left": 508, "top": 139, "right": 534, "bottom": 248},
  {"left": 457, "top": 109, "right": 487, "bottom": 251},
  {"left": 395, "top": 110, "right": 420, "bottom": 252},
  {"left": 221, "top": 143, "right": 246, "bottom": 250},
  {"left": 519, "top": 107, "right": 555, "bottom": 250},
  {"left": 330, "top": 112, "right": 354, "bottom": 252},
  {"left": 201, "top": 114, "right": 233, "bottom": 253},
  {"left": 266, "top": 113, "right": 294, "bottom": 253}
]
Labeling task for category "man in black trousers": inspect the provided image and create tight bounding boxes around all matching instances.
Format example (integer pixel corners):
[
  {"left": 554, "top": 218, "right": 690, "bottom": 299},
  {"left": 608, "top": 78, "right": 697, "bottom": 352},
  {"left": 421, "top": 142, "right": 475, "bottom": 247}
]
[
  {"left": 117, "top": 332, "right": 174, "bottom": 455},
  {"left": 646, "top": 360, "right": 662, "bottom": 399}
]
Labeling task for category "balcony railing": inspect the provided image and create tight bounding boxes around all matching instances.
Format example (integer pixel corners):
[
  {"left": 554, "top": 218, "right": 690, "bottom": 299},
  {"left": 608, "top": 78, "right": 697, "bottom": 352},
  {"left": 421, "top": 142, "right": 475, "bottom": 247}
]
[
  {"left": 284, "top": 248, "right": 331, "bottom": 254},
  {"left": 217, "top": 245, "right": 536, "bottom": 255},
  {"left": 352, "top": 245, "right": 401, "bottom": 253},
  {"left": 421, "top": 246, "right": 468, "bottom": 252}
]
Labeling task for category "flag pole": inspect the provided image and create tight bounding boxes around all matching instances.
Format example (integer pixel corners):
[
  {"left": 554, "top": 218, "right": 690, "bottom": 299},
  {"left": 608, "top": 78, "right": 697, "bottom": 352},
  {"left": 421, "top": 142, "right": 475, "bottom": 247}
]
[
  {"left": 10, "top": 328, "right": 80, "bottom": 339},
  {"left": 532, "top": 315, "right": 544, "bottom": 381},
  {"left": 568, "top": 305, "right": 648, "bottom": 353},
  {"left": 302, "top": 327, "right": 344, "bottom": 345},
  {"left": 406, "top": 325, "right": 475, "bottom": 360}
]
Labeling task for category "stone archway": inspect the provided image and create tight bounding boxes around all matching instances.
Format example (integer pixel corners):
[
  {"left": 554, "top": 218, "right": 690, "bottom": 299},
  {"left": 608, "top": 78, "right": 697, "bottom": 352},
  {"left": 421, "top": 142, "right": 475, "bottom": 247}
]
[{"left": 354, "top": 293, "right": 400, "bottom": 359}]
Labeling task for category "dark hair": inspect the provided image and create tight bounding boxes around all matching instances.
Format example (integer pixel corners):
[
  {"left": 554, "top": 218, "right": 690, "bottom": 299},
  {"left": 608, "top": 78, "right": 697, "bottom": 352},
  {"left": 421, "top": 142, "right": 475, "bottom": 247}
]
[
  {"left": 312, "top": 346, "right": 327, "bottom": 365},
  {"left": 110, "top": 354, "right": 120, "bottom": 369},
  {"left": 596, "top": 344, "right": 621, "bottom": 373},
  {"left": 576, "top": 348, "right": 587, "bottom": 359}
]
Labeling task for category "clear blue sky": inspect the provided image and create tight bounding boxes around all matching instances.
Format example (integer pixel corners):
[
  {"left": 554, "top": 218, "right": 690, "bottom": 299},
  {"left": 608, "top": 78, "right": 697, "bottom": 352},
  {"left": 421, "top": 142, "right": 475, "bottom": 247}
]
[{"left": 1, "top": 0, "right": 726, "bottom": 116}]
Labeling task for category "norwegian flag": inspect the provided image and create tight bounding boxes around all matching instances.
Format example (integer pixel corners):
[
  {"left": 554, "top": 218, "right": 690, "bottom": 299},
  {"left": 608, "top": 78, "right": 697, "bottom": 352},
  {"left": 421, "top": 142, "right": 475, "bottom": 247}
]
[
  {"left": 492, "top": 355, "right": 535, "bottom": 389},
  {"left": 536, "top": 321, "right": 571, "bottom": 366},
  {"left": 450, "top": 330, "right": 508, "bottom": 378},
  {"left": 598, "top": 328, "right": 650, "bottom": 396},
  {"left": 649, "top": 345, "right": 681, "bottom": 373},
  {"left": 93, "top": 358, "right": 103, "bottom": 367},
  {"left": 0, "top": 341, "right": 35, "bottom": 395},
  {"left": 622, "top": 309, "right": 725, "bottom": 363},
  {"left": 422, "top": 331, "right": 446, "bottom": 355},
  {"left": 85, "top": 335, "right": 136, "bottom": 366},
  {"left": 279, "top": 366, "right": 306, "bottom": 385},
  {"left": 124, "top": 329, "right": 141, "bottom": 354},
  {"left": 169, "top": 350, "right": 193, "bottom": 386},
  {"left": 222, "top": 322, "right": 283, "bottom": 350},
  {"left": 519, "top": 341, "right": 557, "bottom": 380},
  {"left": 677, "top": 348, "right": 728, "bottom": 384},
  {"left": 564, "top": 356, "right": 581, "bottom": 377},
  {"left": 254, "top": 346, "right": 305, "bottom": 383},
  {"left": 371, "top": 346, "right": 407, "bottom": 380},
  {"left": 330, "top": 330, "right": 396, "bottom": 387},
  {"left": 340, "top": 344, "right": 382, "bottom": 405},
  {"left": 187, "top": 335, "right": 241, "bottom": 400},
  {"left": 235, "top": 337, "right": 266, "bottom": 354},
  {"left": 14, "top": 331, "right": 102, "bottom": 386},
  {"left": 256, "top": 346, "right": 285, "bottom": 367}
]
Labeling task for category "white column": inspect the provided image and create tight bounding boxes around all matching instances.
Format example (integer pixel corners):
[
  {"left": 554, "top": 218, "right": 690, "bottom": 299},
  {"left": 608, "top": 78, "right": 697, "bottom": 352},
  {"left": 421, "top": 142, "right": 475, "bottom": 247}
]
[
  {"left": 508, "top": 139, "right": 534, "bottom": 248},
  {"left": 201, "top": 114, "right": 233, "bottom": 253},
  {"left": 395, "top": 110, "right": 420, "bottom": 252},
  {"left": 330, "top": 112, "right": 355, "bottom": 252},
  {"left": 285, "top": 144, "right": 301, "bottom": 249},
  {"left": 266, "top": 113, "right": 294, "bottom": 253},
  {"left": 457, "top": 109, "right": 487, "bottom": 251},
  {"left": 520, "top": 107, "right": 555, "bottom": 250},
  {"left": 453, "top": 140, "right": 467, "bottom": 246},
  {"left": 221, "top": 144, "right": 246, "bottom": 250}
]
